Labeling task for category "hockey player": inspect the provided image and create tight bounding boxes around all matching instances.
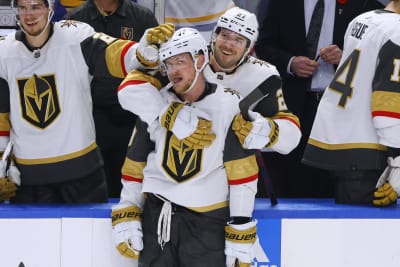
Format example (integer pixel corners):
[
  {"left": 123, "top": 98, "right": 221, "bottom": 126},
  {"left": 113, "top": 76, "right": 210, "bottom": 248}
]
[
  {"left": 0, "top": 0, "right": 189, "bottom": 203},
  {"left": 118, "top": 7, "right": 301, "bottom": 156},
  {"left": 117, "top": 7, "right": 301, "bottom": 201},
  {"left": 302, "top": 0, "right": 400, "bottom": 206},
  {"left": 111, "top": 28, "right": 260, "bottom": 267},
  {"left": 206, "top": 7, "right": 300, "bottom": 154}
]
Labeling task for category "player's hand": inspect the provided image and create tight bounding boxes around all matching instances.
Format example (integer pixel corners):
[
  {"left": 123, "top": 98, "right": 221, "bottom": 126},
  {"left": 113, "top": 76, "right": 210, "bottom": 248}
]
[
  {"left": 225, "top": 220, "right": 258, "bottom": 267},
  {"left": 160, "top": 102, "right": 216, "bottom": 149},
  {"left": 0, "top": 160, "right": 20, "bottom": 202},
  {"left": 373, "top": 156, "right": 400, "bottom": 206},
  {"left": 136, "top": 23, "right": 175, "bottom": 68},
  {"left": 232, "top": 111, "right": 278, "bottom": 149},
  {"left": 146, "top": 23, "right": 175, "bottom": 44},
  {"left": 111, "top": 206, "right": 143, "bottom": 259},
  {"left": 181, "top": 119, "right": 216, "bottom": 149}
]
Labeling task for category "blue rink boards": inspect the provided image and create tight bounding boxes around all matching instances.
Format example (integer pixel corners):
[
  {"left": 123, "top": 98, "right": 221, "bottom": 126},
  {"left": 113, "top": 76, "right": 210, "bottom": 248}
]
[
  {"left": 1, "top": 198, "right": 399, "bottom": 219},
  {"left": 1, "top": 198, "right": 399, "bottom": 267}
]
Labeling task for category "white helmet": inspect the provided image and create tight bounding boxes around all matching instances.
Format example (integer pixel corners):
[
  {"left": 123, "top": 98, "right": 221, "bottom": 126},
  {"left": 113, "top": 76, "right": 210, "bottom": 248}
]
[
  {"left": 159, "top": 27, "right": 209, "bottom": 65},
  {"left": 214, "top": 7, "right": 259, "bottom": 49},
  {"left": 12, "top": 0, "right": 55, "bottom": 9},
  {"left": 12, "top": 0, "right": 55, "bottom": 21},
  {"left": 159, "top": 27, "right": 209, "bottom": 95}
]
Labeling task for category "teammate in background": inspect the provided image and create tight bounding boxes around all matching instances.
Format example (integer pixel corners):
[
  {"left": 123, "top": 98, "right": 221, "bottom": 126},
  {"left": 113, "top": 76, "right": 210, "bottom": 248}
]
[
  {"left": 117, "top": 7, "right": 301, "bottom": 198},
  {"left": 111, "top": 28, "right": 259, "bottom": 267},
  {"left": 303, "top": 0, "right": 400, "bottom": 206},
  {"left": 205, "top": 7, "right": 300, "bottom": 155},
  {"left": 0, "top": 0, "right": 179, "bottom": 203},
  {"left": 64, "top": 0, "right": 158, "bottom": 197}
]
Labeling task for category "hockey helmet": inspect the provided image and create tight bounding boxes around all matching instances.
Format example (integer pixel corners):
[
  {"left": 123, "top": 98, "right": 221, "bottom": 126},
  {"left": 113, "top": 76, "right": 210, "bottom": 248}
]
[
  {"left": 213, "top": 7, "right": 259, "bottom": 49},
  {"left": 12, "top": 0, "right": 55, "bottom": 9},
  {"left": 159, "top": 27, "right": 209, "bottom": 65}
]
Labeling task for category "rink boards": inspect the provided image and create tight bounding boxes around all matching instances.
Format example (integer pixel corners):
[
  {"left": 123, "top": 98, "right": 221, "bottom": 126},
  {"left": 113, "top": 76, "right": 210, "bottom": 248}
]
[{"left": 1, "top": 198, "right": 399, "bottom": 267}]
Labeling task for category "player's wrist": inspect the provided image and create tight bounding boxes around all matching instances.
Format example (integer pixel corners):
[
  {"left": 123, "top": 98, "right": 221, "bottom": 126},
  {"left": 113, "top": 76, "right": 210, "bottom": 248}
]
[{"left": 229, "top": 216, "right": 252, "bottom": 225}]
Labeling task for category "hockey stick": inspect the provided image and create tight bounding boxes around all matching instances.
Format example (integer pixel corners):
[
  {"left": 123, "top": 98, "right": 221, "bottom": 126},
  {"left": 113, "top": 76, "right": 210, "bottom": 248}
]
[
  {"left": 2, "top": 141, "right": 13, "bottom": 176},
  {"left": 239, "top": 75, "right": 281, "bottom": 205}
]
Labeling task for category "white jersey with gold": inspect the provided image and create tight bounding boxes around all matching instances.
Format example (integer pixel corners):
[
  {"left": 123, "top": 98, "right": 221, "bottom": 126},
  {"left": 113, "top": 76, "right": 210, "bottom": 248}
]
[
  {"left": 204, "top": 56, "right": 301, "bottom": 154},
  {"left": 303, "top": 10, "right": 400, "bottom": 170},
  {"left": 0, "top": 21, "right": 98, "bottom": 184},
  {"left": 144, "top": 85, "right": 240, "bottom": 209},
  {"left": 0, "top": 21, "right": 95, "bottom": 157},
  {"left": 121, "top": 82, "right": 258, "bottom": 215}
]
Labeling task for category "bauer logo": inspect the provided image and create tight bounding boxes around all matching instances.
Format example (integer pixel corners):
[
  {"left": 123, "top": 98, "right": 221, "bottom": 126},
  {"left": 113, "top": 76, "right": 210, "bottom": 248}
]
[{"left": 253, "top": 219, "right": 281, "bottom": 267}]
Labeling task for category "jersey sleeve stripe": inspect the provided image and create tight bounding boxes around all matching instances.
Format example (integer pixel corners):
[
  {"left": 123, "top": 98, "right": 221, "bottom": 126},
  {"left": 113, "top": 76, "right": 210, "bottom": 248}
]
[
  {"left": 121, "top": 175, "right": 143, "bottom": 183},
  {"left": 228, "top": 173, "right": 258, "bottom": 185},
  {"left": 372, "top": 111, "right": 400, "bottom": 119},
  {"left": 118, "top": 80, "right": 147, "bottom": 92}
]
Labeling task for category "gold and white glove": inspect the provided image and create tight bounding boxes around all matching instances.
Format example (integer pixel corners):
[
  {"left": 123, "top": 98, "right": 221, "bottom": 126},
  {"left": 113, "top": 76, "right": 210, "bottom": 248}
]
[
  {"left": 225, "top": 220, "right": 258, "bottom": 267},
  {"left": 160, "top": 102, "right": 216, "bottom": 149},
  {"left": 181, "top": 120, "right": 216, "bottom": 149},
  {"left": 111, "top": 205, "right": 143, "bottom": 259},
  {"left": 136, "top": 23, "right": 175, "bottom": 68},
  {"left": 0, "top": 143, "right": 21, "bottom": 202},
  {"left": 232, "top": 111, "right": 279, "bottom": 149},
  {"left": 373, "top": 156, "right": 400, "bottom": 206}
]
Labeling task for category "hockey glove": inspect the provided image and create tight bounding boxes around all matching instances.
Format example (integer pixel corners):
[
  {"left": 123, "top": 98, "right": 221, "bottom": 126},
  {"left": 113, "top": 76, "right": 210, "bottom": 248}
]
[
  {"left": 373, "top": 156, "right": 400, "bottom": 206},
  {"left": 181, "top": 119, "right": 216, "bottom": 149},
  {"left": 225, "top": 220, "right": 258, "bottom": 267},
  {"left": 111, "top": 205, "right": 143, "bottom": 259},
  {"left": 136, "top": 23, "right": 175, "bottom": 68},
  {"left": 0, "top": 154, "right": 21, "bottom": 202},
  {"left": 232, "top": 111, "right": 279, "bottom": 150},
  {"left": 160, "top": 102, "right": 216, "bottom": 148}
]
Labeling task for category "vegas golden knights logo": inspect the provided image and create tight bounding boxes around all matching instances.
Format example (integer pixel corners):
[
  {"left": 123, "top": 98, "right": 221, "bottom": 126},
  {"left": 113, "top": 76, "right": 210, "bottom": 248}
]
[
  {"left": 121, "top": 27, "right": 133, "bottom": 40},
  {"left": 162, "top": 132, "right": 202, "bottom": 182},
  {"left": 17, "top": 74, "right": 60, "bottom": 129}
]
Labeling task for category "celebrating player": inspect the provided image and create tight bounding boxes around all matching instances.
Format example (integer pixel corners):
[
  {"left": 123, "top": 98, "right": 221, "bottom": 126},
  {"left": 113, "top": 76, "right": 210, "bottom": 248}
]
[{"left": 111, "top": 28, "right": 260, "bottom": 267}]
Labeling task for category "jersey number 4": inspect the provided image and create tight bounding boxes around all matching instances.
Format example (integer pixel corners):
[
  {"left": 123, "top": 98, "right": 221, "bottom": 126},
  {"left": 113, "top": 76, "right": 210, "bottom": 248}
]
[{"left": 328, "top": 49, "right": 360, "bottom": 108}]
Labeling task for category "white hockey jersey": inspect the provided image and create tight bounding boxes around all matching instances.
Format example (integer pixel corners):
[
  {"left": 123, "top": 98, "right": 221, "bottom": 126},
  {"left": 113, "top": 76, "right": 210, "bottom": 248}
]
[
  {"left": 118, "top": 56, "right": 301, "bottom": 155},
  {"left": 203, "top": 56, "right": 301, "bottom": 154},
  {"left": 303, "top": 10, "right": 400, "bottom": 170},
  {"left": 0, "top": 20, "right": 141, "bottom": 184},
  {"left": 121, "top": 82, "right": 258, "bottom": 216}
]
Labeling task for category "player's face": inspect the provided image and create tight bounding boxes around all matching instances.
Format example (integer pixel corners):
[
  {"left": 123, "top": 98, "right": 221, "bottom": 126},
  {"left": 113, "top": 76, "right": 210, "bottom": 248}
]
[
  {"left": 164, "top": 53, "right": 196, "bottom": 94},
  {"left": 213, "top": 28, "right": 248, "bottom": 69},
  {"left": 17, "top": 0, "right": 50, "bottom": 36}
]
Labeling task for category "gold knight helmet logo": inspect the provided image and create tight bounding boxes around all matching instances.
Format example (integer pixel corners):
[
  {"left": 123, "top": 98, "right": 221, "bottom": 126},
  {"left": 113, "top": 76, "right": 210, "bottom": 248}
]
[
  {"left": 121, "top": 27, "right": 133, "bottom": 40},
  {"left": 17, "top": 74, "right": 60, "bottom": 129},
  {"left": 162, "top": 132, "right": 203, "bottom": 183}
]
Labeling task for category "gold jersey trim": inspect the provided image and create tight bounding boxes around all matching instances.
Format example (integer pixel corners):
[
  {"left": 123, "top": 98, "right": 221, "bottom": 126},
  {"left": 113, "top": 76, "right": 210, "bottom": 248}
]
[
  {"left": 225, "top": 154, "right": 258, "bottom": 182},
  {"left": 126, "top": 70, "right": 162, "bottom": 90},
  {"left": 308, "top": 138, "right": 387, "bottom": 151},
  {"left": 0, "top": 113, "right": 10, "bottom": 132},
  {"left": 372, "top": 91, "right": 400, "bottom": 113},
  {"left": 165, "top": 4, "right": 235, "bottom": 24},
  {"left": 105, "top": 39, "right": 130, "bottom": 78},
  {"left": 187, "top": 200, "right": 229, "bottom": 213},
  {"left": 121, "top": 157, "right": 146, "bottom": 180},
  {"left": 16, "top": 142, "right": 98, "bottom": 164}
]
